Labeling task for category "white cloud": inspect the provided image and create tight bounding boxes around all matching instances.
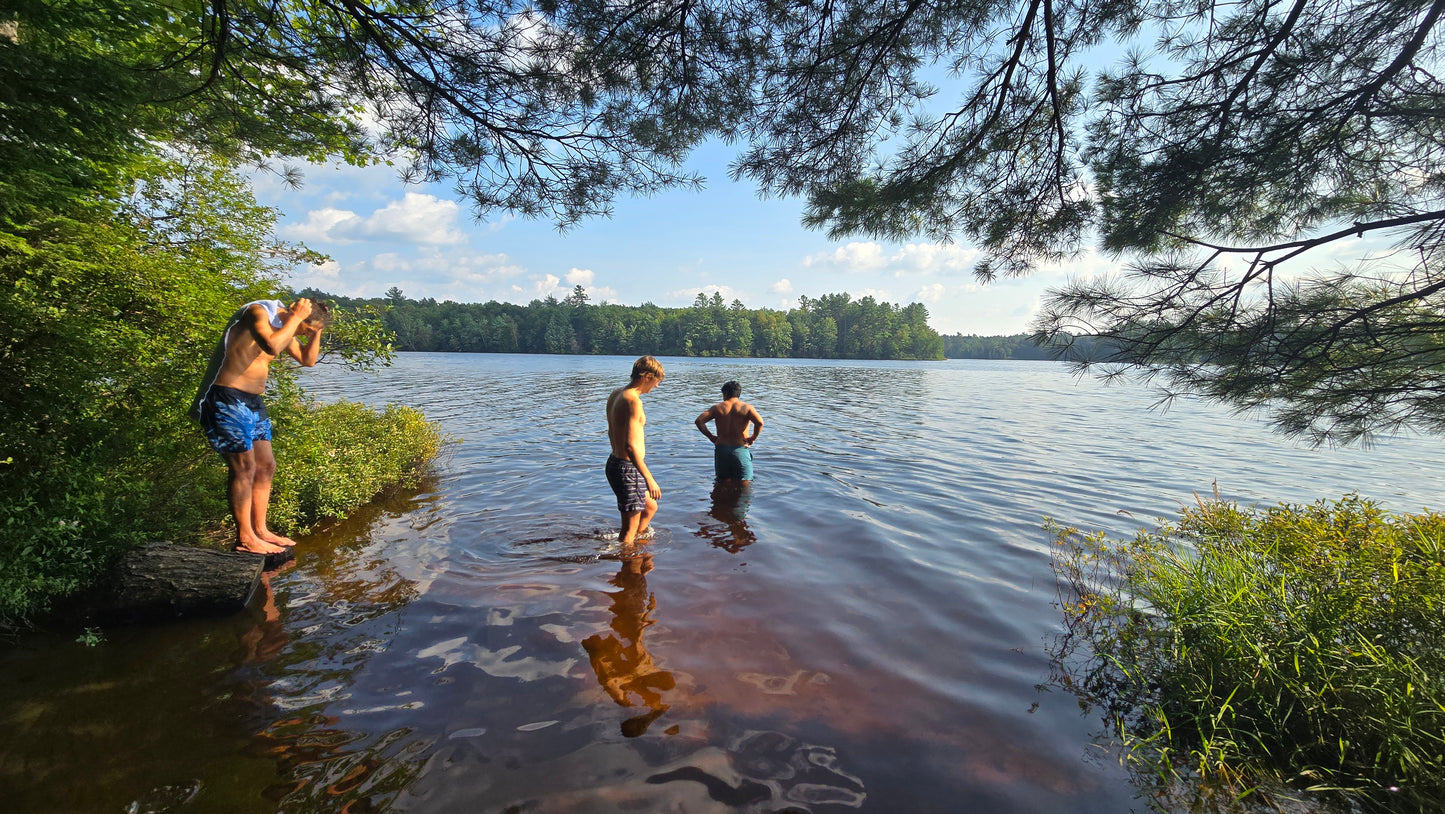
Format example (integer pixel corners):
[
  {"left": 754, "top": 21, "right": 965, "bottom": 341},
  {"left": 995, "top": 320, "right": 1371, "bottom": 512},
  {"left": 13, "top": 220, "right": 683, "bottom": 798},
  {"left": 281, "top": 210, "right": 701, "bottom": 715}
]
[
  {"left": 283, "top": 192, "right": 466, "bottom": 246},
  {"left": 893, "top": 243, "right": 978, "bottom": 275},
  {"left": 289, "top": 259, "right": 342, "bottom": 288},
  {"left": 770, "top": 278, "right": 794, "bottom": 294},
  {"left": 286, "top": 207, "right": 365, "bottom": 244},
  {"left": 363, "top": 193, "right": 466, "bottom": 244},
  {"left": 915, "top": 283, "right": 946, "bottom": 303},
  {"left": 513, "top": 271, "right": 613, "bottom": 303},
  {"left": 484, "top": 213, "right": 516, "bottom": 233},
  {"left": 443, "top": 252, "right": 527, "bottom": 282},
  {"left": 662, "top": 284, "right": 741, "bottom": 305},
  {"left": 372, "top": 253, "right": 411, "bottom": 273},
  {"left": 801, "top": 241, "right": 980, "bottom": 276},
  {"left": 803, "top": 242, "right": 888, "bottom": 272},
  {"left": 535, "top": 274, "right": 562, "bottom": 298},
  {"left": 588, "top": 285, "right": 619, "bottom": 303}
]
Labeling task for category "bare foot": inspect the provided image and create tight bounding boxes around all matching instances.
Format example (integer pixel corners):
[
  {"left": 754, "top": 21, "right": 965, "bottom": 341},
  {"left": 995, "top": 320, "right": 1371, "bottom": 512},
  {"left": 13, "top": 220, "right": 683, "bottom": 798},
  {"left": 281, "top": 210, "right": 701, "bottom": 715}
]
[
  {"left": 257, "top": 530, "right": 297, "bottom": 548},
  {"left": 235, "top": 539, "right": 287, "bottom": 555}
]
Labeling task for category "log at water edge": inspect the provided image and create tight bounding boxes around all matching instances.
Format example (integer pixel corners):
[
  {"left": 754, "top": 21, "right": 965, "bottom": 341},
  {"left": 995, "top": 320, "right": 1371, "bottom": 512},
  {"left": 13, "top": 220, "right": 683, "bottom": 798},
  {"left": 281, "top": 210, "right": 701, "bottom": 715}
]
[{"left": 67, "top": 543, "right": 279, "bottom": 623}]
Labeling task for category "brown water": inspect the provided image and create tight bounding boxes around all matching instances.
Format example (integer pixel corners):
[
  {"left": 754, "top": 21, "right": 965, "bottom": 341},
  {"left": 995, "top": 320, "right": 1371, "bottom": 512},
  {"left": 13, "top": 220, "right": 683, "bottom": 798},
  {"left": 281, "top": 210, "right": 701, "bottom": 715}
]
[{"left": 5, "top": 354, "right": 1445, "bottom": 813}]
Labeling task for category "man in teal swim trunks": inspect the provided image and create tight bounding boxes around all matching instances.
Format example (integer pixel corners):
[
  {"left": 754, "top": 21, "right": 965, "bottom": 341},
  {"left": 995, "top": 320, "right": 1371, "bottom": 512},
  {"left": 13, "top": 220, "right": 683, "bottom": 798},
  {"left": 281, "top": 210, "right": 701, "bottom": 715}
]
[{"left": 694, "top": 380, "right": 764, "bottom": 483}]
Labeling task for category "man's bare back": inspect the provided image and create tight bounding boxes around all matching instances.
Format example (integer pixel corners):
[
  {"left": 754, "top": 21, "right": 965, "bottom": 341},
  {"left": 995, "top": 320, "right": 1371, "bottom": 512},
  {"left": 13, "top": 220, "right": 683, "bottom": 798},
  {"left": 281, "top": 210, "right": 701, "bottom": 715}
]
[
  {"left": 695, "top": 380, "right": 763, "bottom": 448},
  {"left": 696, "top": 381, "right": 763, "bottom": 483},
  {"left": 698, "top": 399, "right": 762, "bottom": 446}
]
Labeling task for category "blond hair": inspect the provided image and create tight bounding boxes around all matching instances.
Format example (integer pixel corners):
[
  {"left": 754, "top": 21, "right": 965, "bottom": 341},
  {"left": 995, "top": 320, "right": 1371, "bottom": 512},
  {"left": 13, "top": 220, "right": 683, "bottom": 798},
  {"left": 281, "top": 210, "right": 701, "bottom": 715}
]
[{"left": 631, "top": 355, "right": 664, "bottom": 382}]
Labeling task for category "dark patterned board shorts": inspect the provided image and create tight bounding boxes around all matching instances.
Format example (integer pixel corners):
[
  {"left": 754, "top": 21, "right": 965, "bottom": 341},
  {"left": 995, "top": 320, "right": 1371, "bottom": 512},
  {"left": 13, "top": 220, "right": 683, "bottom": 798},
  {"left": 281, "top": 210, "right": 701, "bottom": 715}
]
[
  {"left": 605, "top": 454, "right": 648, "bottom": 513},
  {"left": 198, "top": 385, "right": 273, "bottom": 454}
]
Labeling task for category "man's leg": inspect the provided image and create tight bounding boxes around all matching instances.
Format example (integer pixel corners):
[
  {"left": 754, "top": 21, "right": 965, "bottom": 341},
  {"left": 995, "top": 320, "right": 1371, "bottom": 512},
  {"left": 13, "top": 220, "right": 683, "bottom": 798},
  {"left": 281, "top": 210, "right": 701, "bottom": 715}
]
[
  {"left": 635, "top": 496, "right": 659, "bottom": 538},
  {"left": 619, "top": 510, "right": 643, "bottom": 544},
  {"left": 248, "top": 440, "right": 296, "bottom": 547},
  {"left": 223, "top": 449, "right": 285, "bottom": 554}
]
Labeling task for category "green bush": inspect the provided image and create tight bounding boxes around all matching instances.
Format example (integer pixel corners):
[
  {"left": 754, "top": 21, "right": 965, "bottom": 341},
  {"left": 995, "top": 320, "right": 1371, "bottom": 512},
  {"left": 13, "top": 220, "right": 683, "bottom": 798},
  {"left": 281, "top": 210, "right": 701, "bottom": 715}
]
[
  {"left": 266, "top": 392, "right": 446, "bottom": 533},
  {"left": 1051, "top": 494, "right": 1445, "bottom": 812},
  {"left": 0, "top": 153, "right": 429, "bottom": 629}
]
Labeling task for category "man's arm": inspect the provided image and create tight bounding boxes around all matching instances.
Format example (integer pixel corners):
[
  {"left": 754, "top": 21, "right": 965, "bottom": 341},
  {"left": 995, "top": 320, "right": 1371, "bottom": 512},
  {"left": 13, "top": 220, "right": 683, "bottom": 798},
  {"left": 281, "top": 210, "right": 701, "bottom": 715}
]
[
  {"left": 622, "top": 394, "right": 661, "bottom": 499},
  {"left": 249, "top": 299, "right": 313, "bottom": 357},
  {"left": 745, "top": 406, "right": 764, "bottom": 445},
  {"left": 694, "top": 407, "right": 718, "bottom": 444},
  {"left": 288, "top": 324, "right": 323, "bottom": 367}
]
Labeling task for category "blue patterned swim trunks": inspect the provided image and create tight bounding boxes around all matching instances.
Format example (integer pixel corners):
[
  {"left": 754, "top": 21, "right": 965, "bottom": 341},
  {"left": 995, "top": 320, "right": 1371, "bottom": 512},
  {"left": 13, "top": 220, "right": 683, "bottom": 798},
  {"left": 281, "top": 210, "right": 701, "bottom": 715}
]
[{"left": 198, "top": 385, "right": 272, "bottom": 454}]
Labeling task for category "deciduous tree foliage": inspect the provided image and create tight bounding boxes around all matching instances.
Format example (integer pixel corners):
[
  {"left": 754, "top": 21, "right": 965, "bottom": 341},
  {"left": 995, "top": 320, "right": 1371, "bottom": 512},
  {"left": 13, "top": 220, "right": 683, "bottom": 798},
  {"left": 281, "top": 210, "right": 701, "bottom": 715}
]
[{"left": 0, "top": 153, "right": 415, "bottom": 625}]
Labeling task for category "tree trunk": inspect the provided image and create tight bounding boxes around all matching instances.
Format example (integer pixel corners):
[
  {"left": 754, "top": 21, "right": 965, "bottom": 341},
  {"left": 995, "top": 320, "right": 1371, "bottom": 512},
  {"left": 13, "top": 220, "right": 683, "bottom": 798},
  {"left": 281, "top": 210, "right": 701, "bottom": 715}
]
[{"left": 67, "top": 543, "right": 290, "bottom": 623}]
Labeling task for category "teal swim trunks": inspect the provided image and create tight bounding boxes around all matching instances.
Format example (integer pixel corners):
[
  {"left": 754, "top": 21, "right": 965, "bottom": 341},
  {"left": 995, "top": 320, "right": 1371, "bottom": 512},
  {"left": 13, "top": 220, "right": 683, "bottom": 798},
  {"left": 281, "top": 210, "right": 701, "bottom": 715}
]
[{"left": 714, "top": 445, "right": 753, "bottom": 481}]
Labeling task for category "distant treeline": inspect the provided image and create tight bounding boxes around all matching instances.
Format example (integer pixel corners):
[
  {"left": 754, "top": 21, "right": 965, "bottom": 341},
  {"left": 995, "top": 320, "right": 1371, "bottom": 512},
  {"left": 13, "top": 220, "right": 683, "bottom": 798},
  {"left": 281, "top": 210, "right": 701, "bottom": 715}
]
[
  {"left": 942, "top": 332, "right": 1117, "bottom": 361},
  {"left": 303, "top": 287, "right": 945, "bottom": 360}
]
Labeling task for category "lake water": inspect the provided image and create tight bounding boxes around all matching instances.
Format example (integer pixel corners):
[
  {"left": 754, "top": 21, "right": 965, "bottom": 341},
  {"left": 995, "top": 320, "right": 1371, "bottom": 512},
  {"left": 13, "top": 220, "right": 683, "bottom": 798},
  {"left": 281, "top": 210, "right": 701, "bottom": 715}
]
[{"left": 4, "top": 353, "right": 1445, "bottom": 814}]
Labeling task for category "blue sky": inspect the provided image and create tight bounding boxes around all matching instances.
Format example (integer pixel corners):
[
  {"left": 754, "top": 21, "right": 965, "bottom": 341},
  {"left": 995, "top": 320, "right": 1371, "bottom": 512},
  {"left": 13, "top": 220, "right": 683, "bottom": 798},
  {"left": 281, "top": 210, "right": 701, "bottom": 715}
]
[{"left": 253, "top": 139, "right": 1123, "bottom": 336}]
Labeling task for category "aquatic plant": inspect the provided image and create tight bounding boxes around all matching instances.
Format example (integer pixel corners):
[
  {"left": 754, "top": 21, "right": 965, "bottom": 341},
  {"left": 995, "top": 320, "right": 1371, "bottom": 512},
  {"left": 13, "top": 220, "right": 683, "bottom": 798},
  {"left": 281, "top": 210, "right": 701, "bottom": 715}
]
[{"left": 1049, "top": 494, "right": 1445, "bottom": 812}]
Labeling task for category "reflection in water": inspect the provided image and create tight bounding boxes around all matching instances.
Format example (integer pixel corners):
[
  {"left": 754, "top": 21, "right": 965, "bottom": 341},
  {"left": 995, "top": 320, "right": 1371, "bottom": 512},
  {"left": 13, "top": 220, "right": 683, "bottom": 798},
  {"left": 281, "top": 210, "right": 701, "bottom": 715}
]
[
  {"left": 239, "top": 561, "right": 293, "bottom": 666},
  {"left": 582, "top": 550, "right": 676, "bottom": 737},
  {"left": 234, "top": 483, "right": 432, "bottom": 813},
  {"left": 695, "top": 481, "right": 756, "bottom": 552}
]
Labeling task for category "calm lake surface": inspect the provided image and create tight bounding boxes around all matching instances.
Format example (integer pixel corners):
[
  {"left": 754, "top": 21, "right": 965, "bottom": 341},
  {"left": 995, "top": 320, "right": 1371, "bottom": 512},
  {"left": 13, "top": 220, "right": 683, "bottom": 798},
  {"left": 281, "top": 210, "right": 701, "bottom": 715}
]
[{"left": 5, "top": 353, "right": 1445, "bottom": 813}]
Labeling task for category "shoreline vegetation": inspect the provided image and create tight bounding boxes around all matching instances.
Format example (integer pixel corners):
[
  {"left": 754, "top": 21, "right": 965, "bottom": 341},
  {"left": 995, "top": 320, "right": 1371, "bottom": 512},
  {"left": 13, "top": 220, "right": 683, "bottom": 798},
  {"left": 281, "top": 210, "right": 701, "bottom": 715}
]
[
  {"left": 1050, "top": 494, "right": 1445, "bottom": 813},
  {"left": 0, "top": 155, "right": 447, "bottom": 632}
]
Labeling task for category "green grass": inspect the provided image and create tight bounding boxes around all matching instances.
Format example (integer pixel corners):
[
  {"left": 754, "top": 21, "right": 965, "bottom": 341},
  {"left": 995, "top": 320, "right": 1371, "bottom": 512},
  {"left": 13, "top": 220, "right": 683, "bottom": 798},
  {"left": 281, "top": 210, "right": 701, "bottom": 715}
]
[{"left": 1050, "top": 494, "right": 1445, "bottom": 812}]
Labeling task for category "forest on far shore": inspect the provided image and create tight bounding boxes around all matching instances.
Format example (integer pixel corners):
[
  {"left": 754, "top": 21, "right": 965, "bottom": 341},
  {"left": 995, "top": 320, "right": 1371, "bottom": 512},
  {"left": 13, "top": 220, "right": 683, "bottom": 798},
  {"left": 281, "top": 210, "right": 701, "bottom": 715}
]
[
  {"left": 309, "top": 286, "right": 1111, "bottom": 362},
  {"left": 307, "top": 287, "right": 947, "bottom": 360}
]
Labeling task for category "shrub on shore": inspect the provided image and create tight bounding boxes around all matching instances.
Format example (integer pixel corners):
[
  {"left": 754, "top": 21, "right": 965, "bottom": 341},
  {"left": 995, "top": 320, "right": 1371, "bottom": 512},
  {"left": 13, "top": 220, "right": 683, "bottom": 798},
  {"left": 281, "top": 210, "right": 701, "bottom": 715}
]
[
  {"left": 0, "top": 388, "right": 445, "bottom": 630},
  {"left": 267, "top": 392, "right": 445, "bottom": 533},
  {"left": 1050, "top": 494, "right": 1445, "bottom": 812}
]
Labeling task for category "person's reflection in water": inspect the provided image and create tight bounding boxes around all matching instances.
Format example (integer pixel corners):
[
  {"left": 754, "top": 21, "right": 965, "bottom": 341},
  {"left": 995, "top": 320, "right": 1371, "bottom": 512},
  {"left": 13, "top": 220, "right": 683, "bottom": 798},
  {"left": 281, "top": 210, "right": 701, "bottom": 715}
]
[
  {"left": 240, "top": 561, "right": 294, "bottom": 665},
  {"left": 582, "top": 549, "right": 676, "bottom": 737},
  {"left": 695, "top": 481, "right": 756, "bottom": 553}
]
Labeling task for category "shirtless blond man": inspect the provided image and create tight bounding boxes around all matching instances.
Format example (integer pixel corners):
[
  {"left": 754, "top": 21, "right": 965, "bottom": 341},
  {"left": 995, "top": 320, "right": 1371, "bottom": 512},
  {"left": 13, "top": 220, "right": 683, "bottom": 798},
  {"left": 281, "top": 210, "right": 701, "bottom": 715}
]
[
  {"left": 694, "top": 380, "right": 763, "bottom": 482},
  {"left": 192, "top": 298, "right": 330, "bottom": 554},
  {"left": 606, "top": 356, "right": 664, "bottom": 544}
]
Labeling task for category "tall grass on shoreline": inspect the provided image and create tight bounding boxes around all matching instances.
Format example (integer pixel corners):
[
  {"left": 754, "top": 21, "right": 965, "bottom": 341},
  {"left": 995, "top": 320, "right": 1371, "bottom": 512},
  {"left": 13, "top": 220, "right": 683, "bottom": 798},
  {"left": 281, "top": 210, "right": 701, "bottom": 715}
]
[{"left": 1049, "top": 494, "right": 1445, "bottom": 812}]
